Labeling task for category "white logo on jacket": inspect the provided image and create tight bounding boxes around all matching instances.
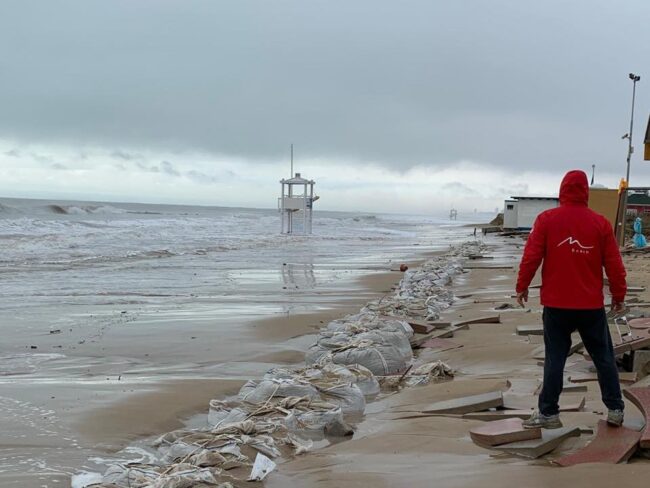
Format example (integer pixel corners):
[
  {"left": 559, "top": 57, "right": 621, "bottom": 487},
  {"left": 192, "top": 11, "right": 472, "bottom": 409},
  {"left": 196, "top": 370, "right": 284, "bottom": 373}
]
[{"left": 557, "top": 237, "right": 594, "bottom": 254}]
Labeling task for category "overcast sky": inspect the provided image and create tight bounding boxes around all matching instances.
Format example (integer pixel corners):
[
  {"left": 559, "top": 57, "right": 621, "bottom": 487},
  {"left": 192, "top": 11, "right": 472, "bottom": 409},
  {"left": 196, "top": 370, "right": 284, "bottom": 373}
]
[{"left": 1, "top": 0, "right": 649, "bottom": 213}]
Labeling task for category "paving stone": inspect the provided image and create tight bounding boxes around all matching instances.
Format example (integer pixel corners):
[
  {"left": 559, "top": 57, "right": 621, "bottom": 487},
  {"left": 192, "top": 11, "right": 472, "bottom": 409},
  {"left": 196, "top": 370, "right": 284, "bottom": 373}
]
[
  {"left": 623, "top": 387, "right": 650, "bottom": 448},
  {"left": 422, "top": 390, "right": 503, "bottom": 415},
  {"left": 553, "top": 420, "right": 641, "bottom": 466},
  {"left": 470, "top": 418, "right": 541, "bottom": 447},
  {"left": 493, "top": 426, "right": 581, "bottom": 459}
]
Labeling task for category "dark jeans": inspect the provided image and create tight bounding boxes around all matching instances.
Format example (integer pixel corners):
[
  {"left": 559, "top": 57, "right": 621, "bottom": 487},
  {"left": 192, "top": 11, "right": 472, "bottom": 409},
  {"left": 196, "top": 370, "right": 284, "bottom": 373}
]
[{"left": 539, "top": 306, "right": 624, "bottom": 416}]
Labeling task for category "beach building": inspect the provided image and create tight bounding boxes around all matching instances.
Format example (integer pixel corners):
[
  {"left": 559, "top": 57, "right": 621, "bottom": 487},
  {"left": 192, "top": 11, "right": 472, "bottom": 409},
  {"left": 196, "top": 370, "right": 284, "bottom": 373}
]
[
  {"left": 503, "top": 196, "right": 559, "bottom": 230},
  {"left": 627, "top": 191, "right": 650, "bottom": 215}
]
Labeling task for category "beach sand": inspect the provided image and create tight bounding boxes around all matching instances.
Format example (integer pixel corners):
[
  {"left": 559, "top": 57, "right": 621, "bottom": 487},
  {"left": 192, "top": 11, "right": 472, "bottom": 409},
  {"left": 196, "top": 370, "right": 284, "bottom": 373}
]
[{"left": 265, "top": 238, "right": 650, "bottom": 488}]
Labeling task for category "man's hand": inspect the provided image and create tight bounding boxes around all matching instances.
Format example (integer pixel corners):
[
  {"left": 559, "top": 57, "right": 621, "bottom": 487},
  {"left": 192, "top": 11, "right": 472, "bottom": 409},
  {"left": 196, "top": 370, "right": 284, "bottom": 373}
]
[
  {"left": 516, "top": 290, "right": 529, "bottom": 308},
  {"left": 611, "top": 300, "right": 626, "bottom": 314}
]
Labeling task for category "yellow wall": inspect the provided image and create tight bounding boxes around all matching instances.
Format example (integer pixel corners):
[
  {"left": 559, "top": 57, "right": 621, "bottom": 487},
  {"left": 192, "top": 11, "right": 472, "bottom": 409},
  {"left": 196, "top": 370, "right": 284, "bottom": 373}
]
[{"left": 589, "top": 188, "right": 619, "bottom": 228}]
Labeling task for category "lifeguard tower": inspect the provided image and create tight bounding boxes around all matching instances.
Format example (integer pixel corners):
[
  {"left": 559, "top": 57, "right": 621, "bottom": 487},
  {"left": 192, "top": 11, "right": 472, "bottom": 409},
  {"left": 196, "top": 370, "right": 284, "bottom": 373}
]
[{"left": 279, "top": 172, "right": 316, "bottom": 234}]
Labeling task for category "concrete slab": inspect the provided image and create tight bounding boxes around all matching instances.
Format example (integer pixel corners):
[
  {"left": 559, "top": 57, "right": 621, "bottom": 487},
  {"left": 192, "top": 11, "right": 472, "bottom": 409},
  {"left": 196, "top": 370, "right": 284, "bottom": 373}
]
[
  {"left": 516, "top": 325, "right": 544, "bottom": 336},
  {"left": 422, "top": 390, "right": 503, "bottom": 415},
  {"left": 623, "top": 387, "right": 650, "bottom": 448},
  {"left": 553, "top": 420, "right": 641, "bottom": 466},
  {"left": 493, "top": 426, "right": 581, "bottom": 459},
  {"left": 470, "top": 418, "right": 541, "bottom": 447}
]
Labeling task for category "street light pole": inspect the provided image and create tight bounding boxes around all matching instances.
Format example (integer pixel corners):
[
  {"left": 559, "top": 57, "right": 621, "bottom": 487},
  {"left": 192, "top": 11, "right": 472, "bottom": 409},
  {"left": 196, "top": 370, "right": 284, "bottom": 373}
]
[{"left": 625, "top": 73, "right": 641, "bottom": 183}]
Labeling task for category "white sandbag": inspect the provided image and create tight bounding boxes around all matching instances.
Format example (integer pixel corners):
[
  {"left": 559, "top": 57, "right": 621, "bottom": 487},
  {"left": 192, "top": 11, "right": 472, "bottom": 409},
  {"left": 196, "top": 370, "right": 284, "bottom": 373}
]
[
  {"left": 318, "top": 383, "right": 366, "bottom": 415},
  {"left": 345, "top": 364, "right": 380, "bottom": 396},
  {"left": 284, "top": 406, "right": 344, "bottom": 434},
  {"left": 207, "top": 402, "right": 248, "bottom": 427},
  {"left": 238, "top": 378, "right": 319, "bottom": 404}
]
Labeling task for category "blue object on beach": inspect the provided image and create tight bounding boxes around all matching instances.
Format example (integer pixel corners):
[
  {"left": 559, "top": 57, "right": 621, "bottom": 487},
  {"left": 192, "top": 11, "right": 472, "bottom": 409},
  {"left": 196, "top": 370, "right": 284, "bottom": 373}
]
[{"left": 633, "top": 217, "right": 647, "bottom": 248}]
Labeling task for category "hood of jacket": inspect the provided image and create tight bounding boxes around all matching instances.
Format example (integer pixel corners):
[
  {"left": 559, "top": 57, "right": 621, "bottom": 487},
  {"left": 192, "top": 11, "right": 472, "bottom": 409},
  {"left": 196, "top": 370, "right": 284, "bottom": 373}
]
[{"left": 559, "top": 170, "right": 589, "bottom": 206}]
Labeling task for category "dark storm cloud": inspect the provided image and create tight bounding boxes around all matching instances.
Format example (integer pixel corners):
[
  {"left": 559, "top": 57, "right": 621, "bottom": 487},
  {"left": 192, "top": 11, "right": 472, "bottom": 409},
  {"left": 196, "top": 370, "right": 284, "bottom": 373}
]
[{"left": 0, "top": 0, "right": 649, "bottom": 174}]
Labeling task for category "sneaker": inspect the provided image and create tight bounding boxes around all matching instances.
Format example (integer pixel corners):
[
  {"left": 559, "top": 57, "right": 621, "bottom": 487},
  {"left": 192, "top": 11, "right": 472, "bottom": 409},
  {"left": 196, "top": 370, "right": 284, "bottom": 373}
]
[
  {"left": 522, "top": 411, "right": 563, "bottom": 429},
  {"left": 607, "top": 409, "right": 624, "bottom": 427}
]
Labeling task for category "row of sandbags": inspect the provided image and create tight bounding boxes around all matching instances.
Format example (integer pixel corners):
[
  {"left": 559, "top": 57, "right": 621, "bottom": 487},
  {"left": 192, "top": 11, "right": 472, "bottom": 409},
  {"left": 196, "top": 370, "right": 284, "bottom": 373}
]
[
  {"left": 305, "top": 242, "right": 485, "bottom": 376},
  {"left": 73, "top": 242, "right": 480, "bottom": 487},
  {"left": 78, "top": 362, "right": 379, "bottom": 487}
]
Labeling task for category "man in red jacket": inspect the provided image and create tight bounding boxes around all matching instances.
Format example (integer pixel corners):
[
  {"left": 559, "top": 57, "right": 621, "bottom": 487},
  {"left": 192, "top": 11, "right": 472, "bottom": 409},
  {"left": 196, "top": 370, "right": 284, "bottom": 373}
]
[{"left": 516, "top": 170, "right": 627, "bottom": 429}]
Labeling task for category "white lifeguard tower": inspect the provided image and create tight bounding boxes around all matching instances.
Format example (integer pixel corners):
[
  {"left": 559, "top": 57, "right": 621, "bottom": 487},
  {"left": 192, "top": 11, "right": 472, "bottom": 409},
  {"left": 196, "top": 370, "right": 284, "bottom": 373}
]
[{"left": 279, "top": 172, "right": 316, "bottom": 234}]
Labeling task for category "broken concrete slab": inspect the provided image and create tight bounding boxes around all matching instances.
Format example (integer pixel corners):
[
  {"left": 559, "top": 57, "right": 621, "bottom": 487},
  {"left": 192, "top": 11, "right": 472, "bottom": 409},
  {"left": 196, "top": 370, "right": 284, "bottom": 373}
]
[
  {"left": 493, "top": 426, "right": 581, "bottom": 459},
  {"left": 553, "top": 420, "right": 641, "bottom": 466},
  {"left": 623, "top": 387, "right": 650, "bottom": 448},
  {"left": 470, "top": 418, "right": 541, "bottom": 447},
  {"left": 516, "top": 325, "right": 544, "bottom": 336},
  {"left": 422, "top": 390, "right": 503, "bottom": 415}
]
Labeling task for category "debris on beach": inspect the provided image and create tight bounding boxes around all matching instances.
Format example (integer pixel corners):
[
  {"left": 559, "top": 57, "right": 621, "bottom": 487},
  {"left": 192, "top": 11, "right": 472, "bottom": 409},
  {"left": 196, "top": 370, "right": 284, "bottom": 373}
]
[{"left": 405, "top": 360, "right": 454, "bottom": 386}]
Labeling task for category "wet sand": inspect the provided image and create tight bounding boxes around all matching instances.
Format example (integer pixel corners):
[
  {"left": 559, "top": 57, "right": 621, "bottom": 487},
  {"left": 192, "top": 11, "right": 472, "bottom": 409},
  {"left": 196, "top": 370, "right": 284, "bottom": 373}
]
[
  {"left": 266, "top": 238, "right": 650, "bottom": 488},
  {"left": 0, "top": 259, "right": 411, "bottom": 486}
]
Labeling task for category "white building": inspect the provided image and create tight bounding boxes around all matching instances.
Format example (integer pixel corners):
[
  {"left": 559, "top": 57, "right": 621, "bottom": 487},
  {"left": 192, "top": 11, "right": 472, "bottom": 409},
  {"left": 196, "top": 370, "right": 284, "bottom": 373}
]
[{"left": 503, "top": 196, "right": 559, "bottom": 230}]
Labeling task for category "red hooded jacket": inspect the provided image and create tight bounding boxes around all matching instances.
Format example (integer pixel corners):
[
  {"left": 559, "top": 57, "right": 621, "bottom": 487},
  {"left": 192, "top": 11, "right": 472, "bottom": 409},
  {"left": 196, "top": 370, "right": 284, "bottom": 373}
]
[{"left": 516, "top": 170, "right": 626, "bottom": 309}]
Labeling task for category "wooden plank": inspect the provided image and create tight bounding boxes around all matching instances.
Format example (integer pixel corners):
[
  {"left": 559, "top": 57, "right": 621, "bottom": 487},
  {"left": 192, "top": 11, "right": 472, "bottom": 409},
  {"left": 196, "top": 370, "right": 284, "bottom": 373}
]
[
  {"left": 516, "top": 325, "right": 544, "bottom": 336},
  {"left": 470, "top": 418, "right": 541, "bottom": 447},
  {"left": 493, "top": 426, "right": 581, "bottom": 459},
  {"left": 553, "top": 420, "right": 641, "bottom": 466},
  {"left": 623, "top": 387, "right": 650, "bottom": 448},
  {"left": 422, "top": 390, "right": 503, "bottom": 415}
]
